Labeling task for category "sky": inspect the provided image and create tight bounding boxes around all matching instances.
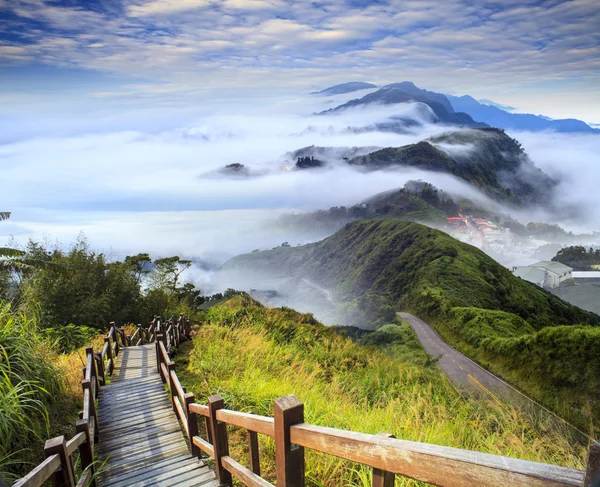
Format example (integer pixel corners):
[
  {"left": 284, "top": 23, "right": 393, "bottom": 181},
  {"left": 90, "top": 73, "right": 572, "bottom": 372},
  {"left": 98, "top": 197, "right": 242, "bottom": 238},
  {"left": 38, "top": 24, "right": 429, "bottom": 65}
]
[
  {"left": 1, "top": 0, "right": 600, "bottom": 289},
  {"left": 1, "top": 0, "right": 599, "bottom": 121}
]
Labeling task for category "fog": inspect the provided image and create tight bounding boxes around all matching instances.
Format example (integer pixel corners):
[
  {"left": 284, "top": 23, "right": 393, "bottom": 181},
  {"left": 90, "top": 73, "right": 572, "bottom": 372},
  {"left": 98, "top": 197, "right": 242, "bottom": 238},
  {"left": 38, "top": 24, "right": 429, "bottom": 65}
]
[{"left": 2, "top": 90, "right": 600, "bottom": 294}]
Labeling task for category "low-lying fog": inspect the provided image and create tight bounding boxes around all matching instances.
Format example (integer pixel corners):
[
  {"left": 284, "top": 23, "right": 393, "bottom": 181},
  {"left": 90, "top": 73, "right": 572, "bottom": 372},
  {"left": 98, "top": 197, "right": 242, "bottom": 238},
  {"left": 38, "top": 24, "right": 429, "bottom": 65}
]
[{"left": 2, "top": 90, "right": 600, "bottom": 294}]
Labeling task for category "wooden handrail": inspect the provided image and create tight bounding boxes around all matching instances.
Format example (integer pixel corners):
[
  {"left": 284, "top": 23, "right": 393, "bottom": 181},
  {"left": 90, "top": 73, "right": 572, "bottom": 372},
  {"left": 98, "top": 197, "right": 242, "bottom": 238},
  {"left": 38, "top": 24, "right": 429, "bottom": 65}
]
[{"left": 17, "top": 314, "right": 598, "bottom": 487}]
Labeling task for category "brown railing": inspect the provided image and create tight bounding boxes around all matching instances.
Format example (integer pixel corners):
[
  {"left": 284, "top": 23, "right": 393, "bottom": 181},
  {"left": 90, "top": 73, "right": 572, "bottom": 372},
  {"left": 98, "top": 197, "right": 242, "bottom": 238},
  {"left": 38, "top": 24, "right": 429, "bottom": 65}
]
[
  {"left": 12, "top": 321, "right": 129, "bottom": 487},
  {"left": 156, "top": 326, "right": 600, "bottom": 487},
  {"left": 14, "top": 315, "right": 600, "bottom": 487}
]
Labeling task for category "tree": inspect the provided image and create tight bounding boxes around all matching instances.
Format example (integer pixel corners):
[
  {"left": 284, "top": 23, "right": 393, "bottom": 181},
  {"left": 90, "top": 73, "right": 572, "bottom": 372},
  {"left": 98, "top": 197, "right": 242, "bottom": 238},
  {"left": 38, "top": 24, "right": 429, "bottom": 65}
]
[
  {"left": 124, "top": 253, "right": 152, "bottom": 284},
  {"left": 150, "top": 256, "right": 192, "bottom": 291}
]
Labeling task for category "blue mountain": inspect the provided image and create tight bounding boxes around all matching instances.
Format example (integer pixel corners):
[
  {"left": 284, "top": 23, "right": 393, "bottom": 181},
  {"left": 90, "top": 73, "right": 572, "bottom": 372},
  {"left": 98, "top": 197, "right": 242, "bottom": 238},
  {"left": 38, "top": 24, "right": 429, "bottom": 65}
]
[
  {"left": 311, "top": 82, "right": 377, "bottom": 96},
  {"left": 447, "top": 95, "right": 598, "bottom": 133}
]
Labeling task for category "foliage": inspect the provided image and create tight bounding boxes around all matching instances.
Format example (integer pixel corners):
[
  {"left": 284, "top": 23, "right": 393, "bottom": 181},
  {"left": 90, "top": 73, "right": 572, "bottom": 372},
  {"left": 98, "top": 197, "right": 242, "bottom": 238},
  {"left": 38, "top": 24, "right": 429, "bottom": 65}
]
[
  {"left": 176, "top": 296, "right": 586, "bottom": 487},
  {"left": 0, "top": 303, "right": 63, "bottom": 480},
  {"left": 41, "top": 324, "right": 99, "bottom": 353},
  {"left": 553, "top": 246, "right": 600, "bottom": 271}
]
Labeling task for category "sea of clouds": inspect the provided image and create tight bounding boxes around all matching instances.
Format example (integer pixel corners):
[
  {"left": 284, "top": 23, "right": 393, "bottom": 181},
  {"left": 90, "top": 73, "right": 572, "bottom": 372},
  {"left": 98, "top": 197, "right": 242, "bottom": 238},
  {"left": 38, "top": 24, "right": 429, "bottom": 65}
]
[{"left": 1, "top": 90, "right": 599, "bottom": 289}]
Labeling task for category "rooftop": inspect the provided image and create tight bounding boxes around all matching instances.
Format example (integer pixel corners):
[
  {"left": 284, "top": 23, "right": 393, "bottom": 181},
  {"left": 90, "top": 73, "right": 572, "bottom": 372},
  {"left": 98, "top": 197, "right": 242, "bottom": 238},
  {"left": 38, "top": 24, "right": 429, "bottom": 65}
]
[{"left": 529, "top": 261, "right": 573, "bottom": 274}]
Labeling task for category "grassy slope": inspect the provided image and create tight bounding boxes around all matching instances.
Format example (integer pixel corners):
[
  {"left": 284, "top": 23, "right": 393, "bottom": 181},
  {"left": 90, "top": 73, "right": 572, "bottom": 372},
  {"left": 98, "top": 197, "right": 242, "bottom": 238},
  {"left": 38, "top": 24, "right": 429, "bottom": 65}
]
[
  {"left": 220, "top": 220, "right": 600, "bottom": 428},
  {"left": 176, "top": 296, "right": 586, "bottom": 487}
]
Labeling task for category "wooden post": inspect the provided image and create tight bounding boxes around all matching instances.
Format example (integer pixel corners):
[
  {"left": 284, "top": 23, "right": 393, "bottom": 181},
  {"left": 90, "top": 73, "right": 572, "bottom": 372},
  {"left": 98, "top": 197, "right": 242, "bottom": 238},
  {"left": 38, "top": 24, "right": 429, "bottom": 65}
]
[
  {"left": 372, "top": 434, "right": 396, "bottom": 487},
  {"left": 110, "top": 322, "right": 119, "bottom": 357},
  {"left": 82, "top": 379, "right": 99, "bottom": 441},
  {"left": 248, "top": 430, "right": 261, "bottom": 476},
  {"left": 105, "top": 337, "right": 113, "bottom": 364},
  {"left": 44, "top": 436, "right": 76, "bottom": 487},
  {"left": 274, "top": 395, "right": 305, "bottom": 487},
  {"left": 95, "top": 352, "right": 105, "bottom": 386},
  {"left": 76, "top": 418, "right": 96, "bottom": 487},
  {"left": 168, "top": 361, "right": 177, "bottom": 411},
  {"left": 584, "top": 441, "right": 600, "bottom": 487},
  {"left": 86, "top": 347, "right": 99, "bottom": 399},
  {"left": 185, "top": 392, "right": 200, "bottom": 457},
  {"left": 155, "top": 333, "right": 163, "bottom": 375},
  {"left": 208, "top": 394, "right": 232, "bottom": 486}
]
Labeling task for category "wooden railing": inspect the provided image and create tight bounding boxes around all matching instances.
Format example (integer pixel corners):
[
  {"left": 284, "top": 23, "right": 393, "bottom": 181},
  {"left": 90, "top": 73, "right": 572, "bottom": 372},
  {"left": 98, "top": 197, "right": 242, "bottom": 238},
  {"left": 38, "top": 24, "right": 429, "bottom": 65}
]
[
  {"left": 14, "top": 315, "right": 600, "bottom": 487},
  {"left": 156, "top": 325, "right": 600, "bottom": 487},
  {"left": 11, "top": 318, "right": 158, "bottom": 487}
]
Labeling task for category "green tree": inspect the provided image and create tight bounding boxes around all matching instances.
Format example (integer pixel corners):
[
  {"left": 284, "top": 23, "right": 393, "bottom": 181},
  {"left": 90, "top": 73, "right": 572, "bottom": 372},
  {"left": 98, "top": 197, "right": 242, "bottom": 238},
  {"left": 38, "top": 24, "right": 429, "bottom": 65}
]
[{"left": 149, "top": 256, "right": 192, "bottom": 291}]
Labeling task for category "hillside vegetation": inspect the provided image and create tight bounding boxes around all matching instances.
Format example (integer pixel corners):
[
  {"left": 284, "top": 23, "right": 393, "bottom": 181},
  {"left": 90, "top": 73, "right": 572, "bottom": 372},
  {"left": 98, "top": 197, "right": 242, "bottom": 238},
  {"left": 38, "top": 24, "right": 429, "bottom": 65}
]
[
  {"left": 219, "top": 220, "right": 600, "bottom": 428},
  {"left": 176, "top": 295, "right": 586, "bottom": 487},
  {"left": 349, "top": 128, "right": 555, "bottom": 206}
]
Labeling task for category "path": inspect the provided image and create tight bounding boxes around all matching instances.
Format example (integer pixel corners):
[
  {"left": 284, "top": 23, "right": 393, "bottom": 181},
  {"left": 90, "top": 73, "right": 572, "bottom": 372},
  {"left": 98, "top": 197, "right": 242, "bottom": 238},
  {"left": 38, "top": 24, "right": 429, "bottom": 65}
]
[
  {"left": 302, "top": 278, "right": 335, "bottom": 305},
  {"left": 397, "top": 312, "right": 514, "bottom": 400},
  {"left": 96, "top": 344, "right": 217, "bottom": 487}
]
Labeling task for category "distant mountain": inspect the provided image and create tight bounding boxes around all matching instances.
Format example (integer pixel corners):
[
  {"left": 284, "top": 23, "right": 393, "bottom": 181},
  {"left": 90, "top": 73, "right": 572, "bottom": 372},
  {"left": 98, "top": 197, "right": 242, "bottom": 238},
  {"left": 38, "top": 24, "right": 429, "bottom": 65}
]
[
  {"left": 447, "top": 95, "right": 599, "bottom": 133},
  {"left": 478, "top": 99, "right": 515, "bottom": 111},
  {"left": 311, "top": 82, "right": 377, "bottom": 96},
  {"left": 321, "top": 82, "right": 487, "bottom": 129},
  {"left": 348, "top": 128, "right": 556, "bottom": 206}
]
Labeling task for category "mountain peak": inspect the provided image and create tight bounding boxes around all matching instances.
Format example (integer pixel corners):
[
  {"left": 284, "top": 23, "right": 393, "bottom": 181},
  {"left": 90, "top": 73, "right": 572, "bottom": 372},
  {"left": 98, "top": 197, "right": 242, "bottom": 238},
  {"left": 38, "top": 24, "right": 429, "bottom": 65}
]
[{"left": 311, "top": 82, "right": 377, "bottom": 96}]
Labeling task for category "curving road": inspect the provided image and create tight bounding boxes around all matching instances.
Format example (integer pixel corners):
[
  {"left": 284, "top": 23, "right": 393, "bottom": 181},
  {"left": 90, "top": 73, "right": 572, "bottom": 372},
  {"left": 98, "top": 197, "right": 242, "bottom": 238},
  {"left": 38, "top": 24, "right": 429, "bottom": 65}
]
[{"left": 397, "top": 312, "right": 514, "bottom": 401}]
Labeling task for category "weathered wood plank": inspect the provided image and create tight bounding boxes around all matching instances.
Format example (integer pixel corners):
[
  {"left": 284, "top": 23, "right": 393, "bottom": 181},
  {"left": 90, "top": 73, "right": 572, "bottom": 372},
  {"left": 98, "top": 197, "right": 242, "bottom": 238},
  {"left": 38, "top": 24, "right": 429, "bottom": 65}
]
[
  {"left": 96, "top": 344, "right": 216, "bottom": 487},
  {"left": 12, "top": 454, "right": 61, "bottom": 487},
  {"left": 222, "top": 456, "right": 274, "bottom": 487},
  {"left": 289, "top": 424, "right": 585, "bottom": 487},
  {"left": 216, "top": 409, "right": 274, "bottom": 436}
]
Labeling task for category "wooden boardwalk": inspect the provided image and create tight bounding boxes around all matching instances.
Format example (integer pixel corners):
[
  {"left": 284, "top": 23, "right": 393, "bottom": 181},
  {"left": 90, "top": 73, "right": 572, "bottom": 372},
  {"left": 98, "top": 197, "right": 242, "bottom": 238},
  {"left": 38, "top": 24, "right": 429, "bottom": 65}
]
[{"left": 97, "top": 344, "right": 217, "bottom": 487}]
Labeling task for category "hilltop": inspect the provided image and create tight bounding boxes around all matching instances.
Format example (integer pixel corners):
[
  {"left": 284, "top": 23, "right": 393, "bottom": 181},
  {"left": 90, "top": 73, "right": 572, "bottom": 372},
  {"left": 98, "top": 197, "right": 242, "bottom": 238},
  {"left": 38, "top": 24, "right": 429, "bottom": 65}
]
[
  {"left": 217, "top": 220, "right": 600, "bottom": 427},
  {"left": 321, "top": 82, "right": 486, "bottom": 129}
]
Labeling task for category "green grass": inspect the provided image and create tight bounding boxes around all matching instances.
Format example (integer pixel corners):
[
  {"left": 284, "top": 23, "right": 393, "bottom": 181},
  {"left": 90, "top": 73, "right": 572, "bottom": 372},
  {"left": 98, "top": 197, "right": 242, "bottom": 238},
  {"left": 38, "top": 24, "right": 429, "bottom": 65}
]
[
  {"left": 0, "top": 302, "right": 106, "bottom": 482},
  {"left": 176, "top": 296, "right": 587, "bottom": 487},
  {"left": 219, "top": 220, "right": 600, "bottom": 430}
]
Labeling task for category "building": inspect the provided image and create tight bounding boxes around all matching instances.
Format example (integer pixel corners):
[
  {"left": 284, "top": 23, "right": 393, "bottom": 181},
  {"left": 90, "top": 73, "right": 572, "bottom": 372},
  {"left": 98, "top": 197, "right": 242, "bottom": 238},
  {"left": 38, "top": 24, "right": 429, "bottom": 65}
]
[{"left": 512, "top": 261, "right": 573, "bottom": 289}]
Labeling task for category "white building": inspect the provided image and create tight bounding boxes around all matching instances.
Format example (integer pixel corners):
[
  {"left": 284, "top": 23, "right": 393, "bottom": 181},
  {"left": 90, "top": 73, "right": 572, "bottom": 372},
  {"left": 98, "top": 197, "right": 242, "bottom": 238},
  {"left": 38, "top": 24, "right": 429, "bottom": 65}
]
[{"left": 512, "top": 261, "right": 573, "bottom": 289}]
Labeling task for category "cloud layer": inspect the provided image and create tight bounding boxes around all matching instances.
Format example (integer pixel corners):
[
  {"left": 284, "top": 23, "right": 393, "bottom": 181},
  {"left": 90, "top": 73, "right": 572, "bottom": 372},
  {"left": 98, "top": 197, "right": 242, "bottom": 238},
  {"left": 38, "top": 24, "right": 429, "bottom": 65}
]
[{"left": 0, "top": 0, "right": 599, "bottom": 121}]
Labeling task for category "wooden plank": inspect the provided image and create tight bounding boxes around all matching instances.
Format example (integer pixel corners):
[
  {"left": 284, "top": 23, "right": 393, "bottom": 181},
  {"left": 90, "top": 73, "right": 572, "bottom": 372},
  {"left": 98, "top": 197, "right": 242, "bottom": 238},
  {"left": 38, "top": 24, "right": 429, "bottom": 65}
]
[
  {"left": 189, "top": 403, "right": 209, "bottom": 417},
  {"left": 65, "top": 432, "right": 86, "bottom": 457},
  {"left": 12, "top": 454, "right": 61, "bottom": 487},
  {"left": 222, "top": 456, "right": 274, "bottom": 487},
  {"left": 95, "top": 343, "right": 217, "bottom": 487},
  {"left": 216, "top": 409, "right": 274, "bottom": 436},
  {"left": 76, "top": 468, "right": 92, "bottom": 487},
  {"left": 193, "top": 436, "right": 214, "bottom": 458},
  {"left": 289, "top": 424, "right": 585, "bottom": 487},
  {"left": 106, "top": 460, "right": 208, "bottom": 487}
]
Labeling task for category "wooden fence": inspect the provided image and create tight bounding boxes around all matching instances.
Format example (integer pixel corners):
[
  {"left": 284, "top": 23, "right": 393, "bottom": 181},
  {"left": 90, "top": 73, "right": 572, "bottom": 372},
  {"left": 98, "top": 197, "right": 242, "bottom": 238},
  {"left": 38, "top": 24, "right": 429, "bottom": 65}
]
[{"left": 13, "top": 316, "right": 600, "bottom": 487}]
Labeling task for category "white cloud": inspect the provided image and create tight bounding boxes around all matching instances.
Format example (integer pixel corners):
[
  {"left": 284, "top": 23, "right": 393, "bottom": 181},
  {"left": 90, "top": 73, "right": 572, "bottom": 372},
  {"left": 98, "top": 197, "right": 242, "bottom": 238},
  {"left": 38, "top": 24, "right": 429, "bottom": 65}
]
[{"left": 128, "top": 0, "right": 213, "bottom": 16}]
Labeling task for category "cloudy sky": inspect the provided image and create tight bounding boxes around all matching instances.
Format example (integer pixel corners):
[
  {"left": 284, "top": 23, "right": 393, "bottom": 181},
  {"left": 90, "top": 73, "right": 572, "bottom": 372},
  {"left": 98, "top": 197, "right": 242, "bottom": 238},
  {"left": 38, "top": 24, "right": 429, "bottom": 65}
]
[
  {"left": 1, "top": 0, "right": 600, "bottom": 284},
  {"left": 1, "top": 0, "right": 599, "bottom": 121}
]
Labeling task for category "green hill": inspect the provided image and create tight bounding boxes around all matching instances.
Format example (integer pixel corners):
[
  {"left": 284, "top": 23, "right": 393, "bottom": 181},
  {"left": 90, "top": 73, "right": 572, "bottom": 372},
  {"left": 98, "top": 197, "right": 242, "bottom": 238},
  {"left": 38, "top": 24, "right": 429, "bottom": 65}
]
[
  {"left": 348, "top": 128, "right": 556, "bottom": 206},
  {"left": 219, "top": 220, "right": 600, "bottom": 428}
]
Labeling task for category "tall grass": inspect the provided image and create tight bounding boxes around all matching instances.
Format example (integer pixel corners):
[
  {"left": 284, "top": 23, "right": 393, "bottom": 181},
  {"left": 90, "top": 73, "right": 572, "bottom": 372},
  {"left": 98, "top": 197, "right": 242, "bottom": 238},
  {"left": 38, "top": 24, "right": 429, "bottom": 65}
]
[
  {"left": 176, "top": 296, "right": 587, "bottom": 487},
  {"left": 0, "top": 303, "right": 63, "bottom": 480}
]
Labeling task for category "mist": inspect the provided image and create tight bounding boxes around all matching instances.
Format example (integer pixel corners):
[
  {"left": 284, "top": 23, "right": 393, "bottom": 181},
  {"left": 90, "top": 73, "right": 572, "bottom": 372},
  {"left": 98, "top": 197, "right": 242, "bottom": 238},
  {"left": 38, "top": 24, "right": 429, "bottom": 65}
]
[{"left": 2, "top": 91, "right": 600, "bottom": 294}]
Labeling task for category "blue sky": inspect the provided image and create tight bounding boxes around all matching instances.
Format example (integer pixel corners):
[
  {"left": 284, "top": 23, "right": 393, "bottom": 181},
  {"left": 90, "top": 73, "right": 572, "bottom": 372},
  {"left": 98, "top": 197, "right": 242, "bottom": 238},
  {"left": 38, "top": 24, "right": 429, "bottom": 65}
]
[{"left": 1, "top": 0, "right": 599, "bottom": 121}]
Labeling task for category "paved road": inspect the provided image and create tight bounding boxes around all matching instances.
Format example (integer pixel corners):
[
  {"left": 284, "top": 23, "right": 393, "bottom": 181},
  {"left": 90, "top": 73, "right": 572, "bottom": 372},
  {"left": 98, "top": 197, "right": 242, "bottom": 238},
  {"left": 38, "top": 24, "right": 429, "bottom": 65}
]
[
  {"left": 397, "top": 312, "right": 514, "bottom": 401},
  {"left": 302, "top": 278, "right": 335, "bottom": 305}
]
